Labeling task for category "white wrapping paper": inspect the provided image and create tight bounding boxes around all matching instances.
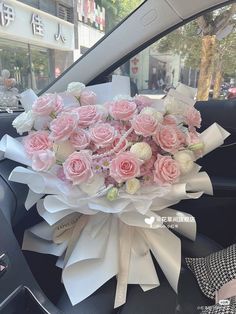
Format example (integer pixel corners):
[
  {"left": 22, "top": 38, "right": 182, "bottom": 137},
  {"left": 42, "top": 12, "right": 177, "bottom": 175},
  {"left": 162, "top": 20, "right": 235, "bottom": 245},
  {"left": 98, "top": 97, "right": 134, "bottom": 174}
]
[
  {"left": 0, "top": 135, "right": 31, "bottom": 165},
  {"left": 200, "top": 123, "right": 230, "bottom": 156},
  {"left": 23, "top": 211, "right": 184, "bottom": 307},
  {"left": 0, "top": 82, "right": 231, "bottom": 308}
]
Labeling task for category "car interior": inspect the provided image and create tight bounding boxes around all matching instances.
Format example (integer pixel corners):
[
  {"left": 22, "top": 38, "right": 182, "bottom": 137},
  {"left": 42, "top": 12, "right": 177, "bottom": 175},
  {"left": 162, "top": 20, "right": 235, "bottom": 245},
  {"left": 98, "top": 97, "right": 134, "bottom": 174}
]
[{"left": 0, "top": 0, "right": 236, "bottom": 313}]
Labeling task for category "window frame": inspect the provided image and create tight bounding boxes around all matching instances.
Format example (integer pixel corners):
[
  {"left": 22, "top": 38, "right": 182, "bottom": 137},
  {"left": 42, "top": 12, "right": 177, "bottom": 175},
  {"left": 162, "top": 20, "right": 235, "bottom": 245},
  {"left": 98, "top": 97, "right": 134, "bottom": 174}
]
[
  {"left": 41, "top": 0, "right": 233, "bottom": 95},
  {"left": 88, "top": 0, "right": 235, "bottom": 86}
]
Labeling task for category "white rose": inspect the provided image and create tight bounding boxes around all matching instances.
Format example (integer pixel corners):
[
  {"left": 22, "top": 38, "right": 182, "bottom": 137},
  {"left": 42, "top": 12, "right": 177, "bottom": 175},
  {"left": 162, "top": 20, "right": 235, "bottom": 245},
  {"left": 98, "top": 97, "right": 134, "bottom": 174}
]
[
  {"left": 174, "top": 150, "right": 195, "bottom": 175},
  {"left": 67, "top": 82, "right": 85, "bottom": 97},
  {"left": 53, "top": 141, "right": 75, "bottom": 163},
  {"left": 141, "top": 107, "right": 163, "bottom": 123},
  {"left": 126, "top": 178, "right": 141, "bottom": 195},
  {"left": 12, "top": 110, "right": 35, "bottom": 135},
  {"left": 130, "top": 142, "right": 152, "bottom": 161}
]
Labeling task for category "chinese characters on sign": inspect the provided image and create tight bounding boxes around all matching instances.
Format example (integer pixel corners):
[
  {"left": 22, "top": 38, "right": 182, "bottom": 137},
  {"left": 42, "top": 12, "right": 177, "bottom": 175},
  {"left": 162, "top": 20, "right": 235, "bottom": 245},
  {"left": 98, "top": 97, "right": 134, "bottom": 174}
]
[
  {"left": 31, "top": 14, "right": 67, "bottom": 43},
  {"left": 0, "top": 2, "right": 15, "bottom": 27},
  {"left": 31, "top": 13, "right": 45, "bottom": 37},
  {"left": 0, "top": 1, "right": 67, "bottom": 44},
  {"left": 55, "top": 24, "right": 66, "bottom": 43}
]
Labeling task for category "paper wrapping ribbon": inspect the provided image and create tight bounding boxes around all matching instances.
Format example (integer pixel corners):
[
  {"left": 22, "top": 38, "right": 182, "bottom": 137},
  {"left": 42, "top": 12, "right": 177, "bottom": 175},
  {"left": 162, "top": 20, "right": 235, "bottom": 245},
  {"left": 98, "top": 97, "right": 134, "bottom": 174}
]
[
  {"left": 114, "top": 222, "right": 134, "bottom": 308},
  {"left": 23, "top": 211, "right": 183, "bottom": 307},
  {"left": 0, "top": 135, "right": 32, "bottom": 166}
]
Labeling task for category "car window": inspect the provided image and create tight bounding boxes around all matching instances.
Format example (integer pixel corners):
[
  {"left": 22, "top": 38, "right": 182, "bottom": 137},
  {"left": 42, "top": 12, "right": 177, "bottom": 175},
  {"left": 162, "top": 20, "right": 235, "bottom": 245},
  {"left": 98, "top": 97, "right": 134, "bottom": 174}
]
[
  {"left": 112, "top": 4, "right": 236, "bottom": 101},
  {"left": 0, "top": 0, "right": 144, "bottom": 104}
]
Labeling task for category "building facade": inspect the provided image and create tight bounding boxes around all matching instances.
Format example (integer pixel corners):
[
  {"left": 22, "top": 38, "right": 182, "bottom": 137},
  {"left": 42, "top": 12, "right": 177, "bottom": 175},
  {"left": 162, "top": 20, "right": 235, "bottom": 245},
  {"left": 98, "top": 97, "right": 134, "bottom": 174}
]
[{"left": 0, "top": 0, "right": 105, "bottom": 92}]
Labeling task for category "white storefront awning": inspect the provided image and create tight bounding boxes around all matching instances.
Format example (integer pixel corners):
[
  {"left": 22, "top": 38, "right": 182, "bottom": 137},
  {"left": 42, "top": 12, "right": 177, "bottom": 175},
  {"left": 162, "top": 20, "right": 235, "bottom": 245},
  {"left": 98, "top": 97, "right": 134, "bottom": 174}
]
[{"left": 0, "top": 0, "right": 74, "bottom": 51}]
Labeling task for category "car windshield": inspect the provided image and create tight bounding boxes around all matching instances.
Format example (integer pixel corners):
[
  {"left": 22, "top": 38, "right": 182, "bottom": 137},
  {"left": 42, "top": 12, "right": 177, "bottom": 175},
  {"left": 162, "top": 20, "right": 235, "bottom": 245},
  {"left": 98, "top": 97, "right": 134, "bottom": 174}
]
[
  {"left": 0, "top": 0, "right": 144, "bottom": 109},
  {"left": 112, "top": 4, "right": 236, "bottom": 102}
]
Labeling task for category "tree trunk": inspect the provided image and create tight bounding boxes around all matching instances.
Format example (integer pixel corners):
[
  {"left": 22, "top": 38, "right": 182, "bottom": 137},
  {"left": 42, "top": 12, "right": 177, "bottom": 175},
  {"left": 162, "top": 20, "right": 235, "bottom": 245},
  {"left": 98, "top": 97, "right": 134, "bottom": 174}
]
[
  {"left": 213, "top": 67, "right": 223, "bottom": 99},
  {"left": 197, "top": 35, "right": 216, "bottom": 101}
]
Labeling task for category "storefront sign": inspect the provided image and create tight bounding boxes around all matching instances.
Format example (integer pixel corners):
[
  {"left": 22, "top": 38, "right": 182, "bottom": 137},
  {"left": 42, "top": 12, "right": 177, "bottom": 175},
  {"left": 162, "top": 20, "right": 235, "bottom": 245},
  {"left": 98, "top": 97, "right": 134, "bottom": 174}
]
[
  {"left": 77, "top": 0, "right": 105, "bottom": 31},
  {"left": 0, "top": 0, "right": 74, "bottom": 51},
  {"left": 55, "top": 24, "right": 66, "bottom": 43},
  {"left": 31, "top": 13, "right": 45, "bottom": 37},
  {"left": 0, "top": 2, "right": 15, "bottom": 27}
]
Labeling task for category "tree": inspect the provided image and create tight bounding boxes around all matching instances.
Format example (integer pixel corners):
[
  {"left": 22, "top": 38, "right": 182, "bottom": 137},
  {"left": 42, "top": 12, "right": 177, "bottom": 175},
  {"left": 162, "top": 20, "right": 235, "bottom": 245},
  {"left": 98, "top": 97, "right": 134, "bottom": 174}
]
[
  {"left": 153, "top": 4, "right": 236, "bottom": 100},
  {"left": 212, "top": 33, "right": 236, "bottom": 98},
  {"left": 156, "top": 21, "right": 202, "bottom": 70},
  {"left": 196, "top": 4, "right": 236, "bottom": 100},
  {"left": 97, "top": 0, "right": 142, "bottom": 32}
]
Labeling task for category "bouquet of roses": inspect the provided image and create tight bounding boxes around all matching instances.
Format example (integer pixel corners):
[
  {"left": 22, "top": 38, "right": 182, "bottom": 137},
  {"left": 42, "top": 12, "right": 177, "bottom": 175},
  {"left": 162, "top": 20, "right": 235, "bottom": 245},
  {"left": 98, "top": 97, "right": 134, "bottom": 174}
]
[
  {"left": 0, "top": 79, "right": 230, "bottom": 307},
  {"left": 13, "top": 83, "right": 206, "bottom": 197}
]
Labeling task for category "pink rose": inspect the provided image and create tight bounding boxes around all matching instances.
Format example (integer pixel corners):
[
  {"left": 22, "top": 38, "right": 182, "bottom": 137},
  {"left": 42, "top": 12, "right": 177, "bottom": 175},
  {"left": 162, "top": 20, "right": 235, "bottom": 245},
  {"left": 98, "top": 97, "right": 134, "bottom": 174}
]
[
  {"left": 111, "top": 136, "right": 128, "bottom": 153},
  {"left": 153, "top": 154, "right": 180, "bottom": 185},
  {"left": 110, "top": 120, "right": 124, "bottom": 134},
  {"left": 76, "top": 105, "right": 100, "bottom": 128},
  {"left": 49, "top": 112, "right": 78, "bottom": 142},
  {"left": 144, "top": 139, "right": 160, "bottom": 155},
  {"left": 32, "top": 94, "right": 63, "bottom": 116},
  {"left": 154, "top": 125, "right": 181, "bottom": 153},
  {"left": 90, "top": 123, "right": 116, "bottom": 147},
  {"left": 140, "top": 155, "right": 156, "bottom": 176},
  {"left": 176, "top": 128, "right": 186, "bottom": 147},
  {"left": 134, "top": 95, "right": 153, "bottom": 110},
  {"left": 186, "top": 130, "right": 200, "bottom": 146},
  {"left": 56, "top": 167, "right": 68, "bottom": 182},
  {"left": 96, "top": 136, "right": 128, "bottom": 156},
  {"left": 186, "top": 131, "right": 203, "bottom": 158},
  {"left": 24, "top": 131, "right": 52, "bottom": 156},
  {"left": 80, "top": 90, "right": 97, "bottom": 106},
  {"left": 163, "top": 115, "right": 178, "bottom": 126},
  {"left": 132, "top": 113, "right": 158, "bottom": 137},
  {"left": 105, "top": 176, "right": 117, "bottom": 187},
  {"left": 109, "top": 100, "right": 137, "bottom": 121},
  {"left": 184, "top": 107, "right": 201, "bottom": 128},
  {"left": 127, "top": 130, "right": 139, "bottom": 143},
  {"left": 70, "top": 129, "right": 90, "bottom": 150},
  {"left": 53, "top": 94, "right": 64, "bottom": 114},
  {"left": 63, "top": 151, "right": 93, "bottom": 185},
  {"left": 142, "top": 171, "right": 155, "bottom": 186},
  {"left": 32, "top": 149, "right": 56, "bottom": 172},
  {"left": 109, "top": 152, "right": 141, "bottom": 183}
]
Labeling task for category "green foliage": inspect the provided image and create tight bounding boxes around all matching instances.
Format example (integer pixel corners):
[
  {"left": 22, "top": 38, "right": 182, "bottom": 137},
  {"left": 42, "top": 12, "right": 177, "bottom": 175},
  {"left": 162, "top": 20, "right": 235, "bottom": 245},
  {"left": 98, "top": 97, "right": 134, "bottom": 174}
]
[
  {"left": 115, "top": 0, "right": 142, "bottom": 21},
  {"left": 154, "top": 21, "right": 202, "bottom": 69},
  {"left": 153, "top": 4, "right": 236, "bottom": 77},
  {"left": 98, "top": 1, "right": 236, "bottom": 82},
  {"left": 218, "top": 32, "right": 236, "bottom": 77},
  {"left": 98, "top": 0, "right": 143, "bottom": 32}
]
